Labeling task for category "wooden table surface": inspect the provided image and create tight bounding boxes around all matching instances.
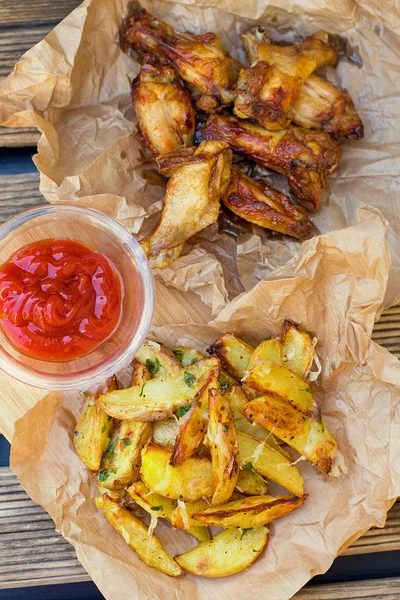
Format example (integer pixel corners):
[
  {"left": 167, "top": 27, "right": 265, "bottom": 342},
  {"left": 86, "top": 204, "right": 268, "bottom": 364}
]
[{"left": 0, "top": 2, "right": 400, "bottom": 598}]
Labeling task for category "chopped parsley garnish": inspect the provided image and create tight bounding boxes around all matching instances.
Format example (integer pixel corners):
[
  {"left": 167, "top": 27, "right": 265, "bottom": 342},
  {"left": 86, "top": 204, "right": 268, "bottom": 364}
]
[
  {"left": 183, "top": 371, "right": 195, "bottom": 387},
  {"left": 123, "top": 438, "right": 131, "bottom": 448},
  {"left": 190, "top": 357, "right": 199, "bottom": 365},
  {"left": 304, "top": 387, "right": 312, "bottom": 393},
  {"left": 240, "top": 528, "right": 251, "bottom": 540},
  {"left": 219, "top": 379, "right": 232, "bottom": 393},
  {"left": 103, "top": 437, "right": 119, "bottom": 459},
  {"left": 244, "top": 461, "right": 258, "bottom": 476},
  {"left": 98, "top": 470, "right": 108, "bottom": 482},
  {"left": 81, "top": 389, "right": 91, "bottom": 398},
  {"left": 145, "top": 358, "right": 160, "bottom": 375},
  {"left": 139, "top": 382, "right": 146, "bottom": 397},
  {"left": 101, "top": 424, "right": 107, "bottom": 433},
  {"left": 172, "top": 349, "right": 184, "bottom": 363},
  {"left": 176, "top": 404, "right": 192, "bottom": 418},
  {"left": 150, "top": 505, "right": 164, "bottom": 511}
]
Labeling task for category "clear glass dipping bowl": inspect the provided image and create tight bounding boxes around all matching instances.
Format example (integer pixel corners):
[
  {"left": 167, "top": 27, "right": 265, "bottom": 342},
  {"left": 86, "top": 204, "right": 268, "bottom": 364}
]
[{"left": 0, "top": 205, "right": 155, "bottom": 390}]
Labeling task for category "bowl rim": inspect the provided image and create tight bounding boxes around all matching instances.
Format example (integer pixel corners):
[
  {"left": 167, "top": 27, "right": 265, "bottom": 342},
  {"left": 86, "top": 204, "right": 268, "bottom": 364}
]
[{"left": 0, "top": 203, "right": 155, "bottom": 391}]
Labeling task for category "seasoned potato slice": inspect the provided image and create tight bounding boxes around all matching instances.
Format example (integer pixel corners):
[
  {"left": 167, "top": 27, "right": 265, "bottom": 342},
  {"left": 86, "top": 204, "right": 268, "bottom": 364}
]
[
  {"left": 175, "top": 526, "right": 268, "bottom": 577},
  {"left": 153, "top": 419, "right": 178, "bottom": 448},
  {"left": 173, "top": 346, "right": 205, "bottom": 366},
  {"left": 207, "top": 334, "right": 254, "bottom": 380},
  {"left": 227, "top": 385, "right": 290, "bottom": 459},
  {"left": 237, "top": 431, "right": 304, "bottom": 497},
  {"left": 247, "top": 339, "right": 283, "bottom": 371},
  {"left": 208, "top": 388, "right": 239, "bottom": 505},
  {"left": 141, "top": 443, "right": 212, "bottom": 501},
  {"left": 193, "top": 494, "right": 306, "bottom": 528},
  {"left": 97, "top": 357, "right": 220, "bottom": 421},
  {"left": 96, "top": 495, "right": 182, "bottom": 577},
  {"left": 135, "top": 340, "right": 180, "bottom": 378},
  {"left": 236, "top": 468, "right": 268, "bottom": 495},
  {"left": 242, "top": 395, "right": 344, "bottom": 475},
  {"left": 98, "top": 421, "right": 152, "bottom": 489},
  {"left": 97, "top": 485, "right": 125, "bottom": 502},
  {"left": 281, "top": 320, "right": 315, "bottom": 379},
  {"left": 74, "top": 378, "right": 116, "bottom": 471},
  {"left": 243, "top": 361, "right": 320, "bottom": 419}
]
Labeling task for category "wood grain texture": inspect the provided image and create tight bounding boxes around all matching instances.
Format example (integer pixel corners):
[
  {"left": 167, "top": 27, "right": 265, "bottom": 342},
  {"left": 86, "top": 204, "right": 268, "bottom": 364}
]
[
  {"left": 294, "top": 578, "right": 400, "bottom": 599},
  {"left": 0, "top": 127, "right": 40, "bottom": 147}
]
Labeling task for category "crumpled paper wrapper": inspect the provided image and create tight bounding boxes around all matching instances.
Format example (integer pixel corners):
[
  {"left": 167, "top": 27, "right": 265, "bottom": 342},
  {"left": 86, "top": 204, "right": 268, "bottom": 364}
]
[
  {"left": 1, "top": 0, "right": 400, "bottom": 312},
  {"left": 10, "top": 207, "right": 400, "bottom": 600}
]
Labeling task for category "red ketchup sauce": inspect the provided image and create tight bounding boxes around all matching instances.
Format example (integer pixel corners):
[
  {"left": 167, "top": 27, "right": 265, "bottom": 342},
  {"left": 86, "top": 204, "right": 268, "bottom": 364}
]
[{"left": 0, "top": 239, "right": 123, "bottom": 362}]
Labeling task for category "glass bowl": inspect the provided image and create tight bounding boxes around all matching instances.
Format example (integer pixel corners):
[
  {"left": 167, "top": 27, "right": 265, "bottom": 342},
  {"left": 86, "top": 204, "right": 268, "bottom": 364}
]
[{"left": 0, "top": 204, "right": 155, "bottom": 390}]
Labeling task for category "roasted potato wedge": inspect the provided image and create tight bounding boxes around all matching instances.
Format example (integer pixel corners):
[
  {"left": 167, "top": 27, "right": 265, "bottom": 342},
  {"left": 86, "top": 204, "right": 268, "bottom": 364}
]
[
  {"left": 175, "top": 526, "right": 268, "bottom": 577},
  {"left": 98, "top": 421, "right": 152, "bottom": 489},
  {"left": 141, "top": 443, "right": 212, "bottom": 501},
  {"left": 152, "top": 419, "right": 179, "bottom": 448},
  {"left": 135, "top": 340, "right": 180, "bottom": 378},
  {"left": 74, "top": 378, "right": 116, "bottom": 471},
  {"left": 170, "top": 498, "right": 208, "bottom": 529},
  {"left": 207, "top": 334, "right": 254, "bottom": 380},
  {"left": 236, "top": 468, "right": 268, "bottom": 495},
  {"left": 173, "top": 346, "right": 205, "bottom": 366},
  {"left": 96, "top": 495, "right": 182, "bottom": 577},
  {"left": 193, "top": 494, "right": 306, "bottom": 528},
  {"left": 170, "top": 373, "right": 218, "bottom": 466},
  {"left": 97, "top": 357, "right": 220, "bottom": 421},
  {"left": 281, "top": 320, "right": 315, "bottom": 380},
  {"left": 247, "top": 339, "right": 283, "bottom": 370},
  {"left": 243, "top": 361, "right": 320, "bottom": 420},
  {"left": 97, "top": 485, "right": 125, "bottom": 502},
  {"left": 208, "top": 388, "right": 239, "bottom": 505},
  {"left": 237, "top": 431, "right": 304, "bottom": 497},
  {"left": 130, "top": 359, "right": 151, "bottom": 386},
  {"left": 242, "top": 395, "right": 345, "bottom": 476}
]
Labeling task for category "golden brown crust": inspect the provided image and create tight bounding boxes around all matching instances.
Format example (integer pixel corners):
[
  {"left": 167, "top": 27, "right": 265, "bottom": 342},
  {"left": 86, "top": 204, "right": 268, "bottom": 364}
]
[
  {"left": 222, "top": 169, "right": 313, "bottom": 238},
  {"left": 199, "top": 114, "right": 342, "bottom": 211}
]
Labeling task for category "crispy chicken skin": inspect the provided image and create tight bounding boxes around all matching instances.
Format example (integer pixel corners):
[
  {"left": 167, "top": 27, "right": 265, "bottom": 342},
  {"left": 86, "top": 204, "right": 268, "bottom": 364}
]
[
  {"left": 223, "top": 169, "right": 313, "bottom": 238},
  {"left": 140, "top": 141, "right": 232, "bottom": 266},
  {"left": 234, "top": 29, "right": 337, "bottom": 130},
  {"left": 198, "top": 114, "right": 342, "bottom": 211},
  {"left": 292, "top": 74, "right": 364, "bottom": 140},
  {"left": 123, "top": 10, "right": 242, "bottom": 111},
  {"left": 132, "top": 54, "right": 195, "bottom": 157}
]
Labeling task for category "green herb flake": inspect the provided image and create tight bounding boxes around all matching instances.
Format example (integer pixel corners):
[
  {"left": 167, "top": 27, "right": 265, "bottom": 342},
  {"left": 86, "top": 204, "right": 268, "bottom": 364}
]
[
  {"left": 304, "top": 387, "right": 312, "bottom": 394},
  {"left": 150, "top": 505, "right": 164, "bottom": 511},
  {"left": 240, "top": 528, "right": 251, "bottom": 540},
  {"left": 184, "top": 371, "right": 196, "bottom": 387},
  {"left": 101, "top": 424, "right": 107, "bottom": 434},
  {"left": 145, "top": 357, "right": 160, "bottom": 375},
  {"left": 224, "top": 423, "right": 230, "bottom": 432},
  {"left": 81, "top": 389, "right": 91, "bottom": 398},
  {"left": 244, "top": 461, "right": 258, "bottom": 476},
  {"left": 123, "top": 438, "right": 131, "bottom": 448},
  {"left": 172, "top": 349, "right": 184, "bottom": 363},
  {"left": 103, "top": 437, "right": 119, "bottom": 459},
  {"left": 252, "top": 549, "right": 257, "bottom": 552},
  {"left": 190, "top": 357, "right": 199, "bottom": 365},
  {"left": 176, "top": 404, "right": 192, "bottom": 419},
  {"left": 139, "top": 382, "right": 146, "bottom": 397},
  {"left": 98, "top": 470, "right": 109, "bottom": 482}
]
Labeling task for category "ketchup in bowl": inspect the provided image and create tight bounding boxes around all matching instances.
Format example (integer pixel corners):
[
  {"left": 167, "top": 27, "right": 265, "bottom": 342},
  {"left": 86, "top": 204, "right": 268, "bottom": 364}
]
[{"left": 0, "top": 239, "right": 123, "bottom": 362}]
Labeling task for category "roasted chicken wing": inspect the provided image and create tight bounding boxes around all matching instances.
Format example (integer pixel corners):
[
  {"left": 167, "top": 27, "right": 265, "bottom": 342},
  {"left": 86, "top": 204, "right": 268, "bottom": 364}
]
[
  {"left": 123, "top": 10, "right": 242, "bottom": 111},
  {"left": 223, "top": 169, "right": 313, "bottom": 238},
  {"left": 291, "top": 74, "right": 363, "bottom": 140},
  {"left": 140, "top": 140, "right": 232, "bottom": 266},
  {"left": 198, "top": 114, "right": 342, "bottom": 211},
  {"left": 132, "top": 54, "right": 195, "bottom": 157},
  {"left": 234, "top": 29, "right": 337, "bottom": 130}
]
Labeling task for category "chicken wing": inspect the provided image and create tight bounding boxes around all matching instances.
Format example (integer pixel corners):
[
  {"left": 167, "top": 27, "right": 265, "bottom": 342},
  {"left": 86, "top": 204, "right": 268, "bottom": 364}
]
[
  {"left": 198, "top": 114, "right": 342, "bottom": 211},
  {"left": 140, "top": 141, "right": 232, "bottom": 266},
  {"left": 291, "top": 74, "right": 363, "bottom": 140},
  {"left": 132, "top": 54, "right": 195, "bottom": 157},
  {"left": 123, "top": 10, "right": 242, "bottom": 111},
  {"left": 234, "top": 29, "right": 337, "bottom": 130},
  {"left": 223, "top": 169, "right": 313, "bottom": 238}
]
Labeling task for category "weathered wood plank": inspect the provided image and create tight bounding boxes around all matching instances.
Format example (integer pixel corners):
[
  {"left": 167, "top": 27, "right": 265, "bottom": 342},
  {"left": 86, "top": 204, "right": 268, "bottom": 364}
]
[
  {"left": 0, "top": 172, "right": 43, "bottom": 222},
  {"left": 0, "top": 0, "right": 81, "bottom": 27},
  {"left": 295, "top": 577, "right": 400, "bottom": 599},
  {"left": 0, "top": 127, "right": 39, "bottom": 147}
]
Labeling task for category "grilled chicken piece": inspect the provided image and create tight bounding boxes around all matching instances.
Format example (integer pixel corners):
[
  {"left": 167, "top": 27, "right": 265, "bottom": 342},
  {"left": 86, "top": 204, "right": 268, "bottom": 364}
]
[
  {"left": 291, "top": 74, "right": 363, "bottom": 140},
  {"left": 198, "top": 114, "right": 342, "bottom": 211},
  {"left": 234, "top": 29, "right": 337, "bottom": 130},
  {"left": 132, "top": 54, "right": 195, "bottom": 157},
  {"left": 123, "top": 10, "right": 242, "bottom": 111},
  {"left": 140, "top": 141, "right": 232, "bottom": 266},
  {"left": 222, "top": 169, "right": 313, "bottom": 238}
]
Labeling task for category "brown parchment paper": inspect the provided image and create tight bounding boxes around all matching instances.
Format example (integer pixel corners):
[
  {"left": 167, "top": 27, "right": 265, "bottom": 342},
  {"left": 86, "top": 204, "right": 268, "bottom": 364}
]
[
  {"left": 10, "top": 207, "right": 400, "bottom": 600},
  {"left": 1, "top": 0, "right": 400, "bottom": 312}
]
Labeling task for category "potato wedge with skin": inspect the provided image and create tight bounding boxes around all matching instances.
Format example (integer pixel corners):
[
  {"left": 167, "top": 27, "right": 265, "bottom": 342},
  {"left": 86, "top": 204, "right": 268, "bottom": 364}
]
[
  {"left": 243, "top": 361, "right": 320, "bottom": 420},
  {"left": 237, "top": 431, "right": 304, "bottom": 497},
  {"left": 96, "top": 495, "right": 182, "bottom": 577},
  {"left": 173, "top": 346, "right": 205, "bottom": 367},
  {"left": 171, "top": 498, "right": 208, "bottom": 529},
  {"left": 135, "top": 340, "right": 180, "bottom": 378},
  {"left": 193, "top": 494, "right": 306, "bottom": 528},
  {"left": 130, "top": 359, "right": 151, "bottom": 386},
  {"left": 97, "top": 357, "right": 220, "bottom": 421},
  {"left": 141, "top": 443, "right": 212, "bottom": 501},
  {"left": 207, "top": 334, "right": 254, "bottom": 380},
  {"left": 170, "top": 374, "right": 218, "bottom": 466},
  {"left": 74, "top": 378, "right": 116, "bottom": 471},
  {"left": 227, "top": 385, "right": 291, "bottom": 460},
  {"left": 247, "top": 339, "right": 283, "bottom": 371},
  {"left": 175, "top": 526, "right": 268, "bottom": 577},
  {"left": 208, "top": 388, "right": 239, "bottom": 505},
  {"left": 98, "top": 421, "right": 152, "bottom": 490},
  {"left": 152, "top": 419, "right": 178, "bottom": 448},
  {"left": 236, "top": 468, "right": 268, "bottom": 495},
  {"left": 242, "top": 395, "right": 344, "bottom": 475},
  {"left": 281, "top": 320, "right": 315, "bottom": 380}
]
